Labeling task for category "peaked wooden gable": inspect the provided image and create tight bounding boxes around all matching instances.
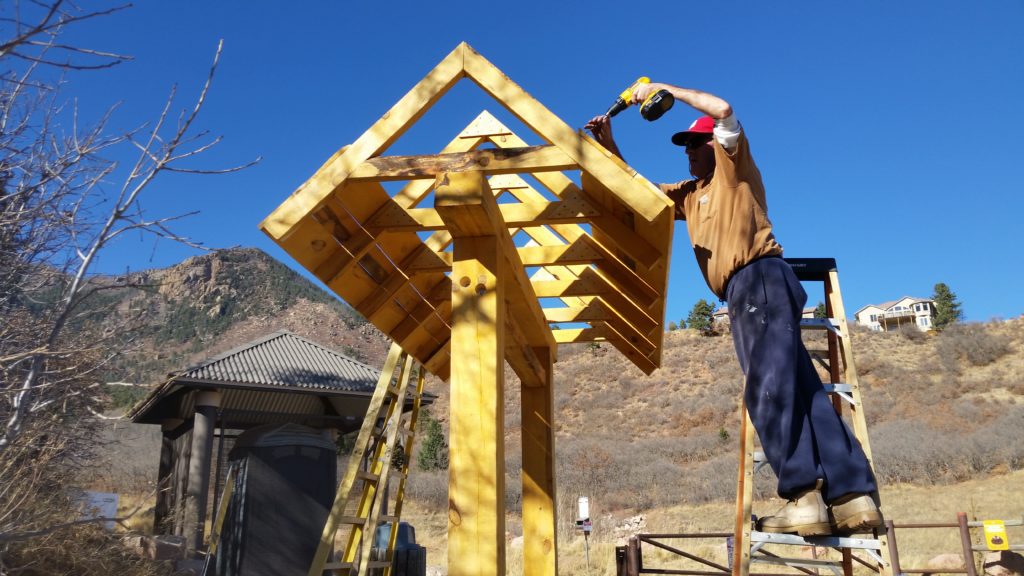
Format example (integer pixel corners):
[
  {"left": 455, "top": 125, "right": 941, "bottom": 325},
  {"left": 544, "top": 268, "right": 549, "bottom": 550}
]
[{"left": 261, "top": 42, "right": 675, "bottom": 381}]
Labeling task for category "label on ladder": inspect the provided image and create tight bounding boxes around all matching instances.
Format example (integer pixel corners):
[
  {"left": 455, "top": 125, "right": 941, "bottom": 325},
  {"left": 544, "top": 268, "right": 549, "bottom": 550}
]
[{"left": 984, "top": 520, "right": 1009, "bottom": 550}]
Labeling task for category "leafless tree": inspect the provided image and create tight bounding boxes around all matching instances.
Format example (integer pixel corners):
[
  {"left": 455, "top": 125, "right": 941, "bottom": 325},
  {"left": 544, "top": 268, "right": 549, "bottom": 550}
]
[{"left": 0, "top": 0, "right": 257, "bottom": 563}]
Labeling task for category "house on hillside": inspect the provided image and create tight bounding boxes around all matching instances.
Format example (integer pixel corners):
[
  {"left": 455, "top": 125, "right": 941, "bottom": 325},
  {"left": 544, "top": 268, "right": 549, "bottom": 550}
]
[{"left": 855, "top": 297, "right": 935, "bottom": 332}]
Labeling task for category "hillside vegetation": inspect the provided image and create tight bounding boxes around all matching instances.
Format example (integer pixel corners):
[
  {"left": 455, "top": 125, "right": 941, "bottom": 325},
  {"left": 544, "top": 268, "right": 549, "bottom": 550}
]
[
  {"left": 62, "top": 248, "right": 1022, "bottom": 573},
  {"left": 408, "top": 316, "right": 1024, "bottom": 536}
]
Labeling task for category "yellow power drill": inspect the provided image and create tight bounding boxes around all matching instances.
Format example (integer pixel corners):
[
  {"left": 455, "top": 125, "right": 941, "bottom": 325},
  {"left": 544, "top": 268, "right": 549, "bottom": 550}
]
[{"left": 604, "top": 77, "right": 675, "bottom": 121}]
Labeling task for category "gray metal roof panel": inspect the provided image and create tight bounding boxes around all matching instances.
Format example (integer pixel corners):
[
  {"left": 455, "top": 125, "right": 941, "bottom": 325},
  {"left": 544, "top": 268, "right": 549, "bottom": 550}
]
[{"left": 177, "top": 330, "right": 379, "bottom": 392}]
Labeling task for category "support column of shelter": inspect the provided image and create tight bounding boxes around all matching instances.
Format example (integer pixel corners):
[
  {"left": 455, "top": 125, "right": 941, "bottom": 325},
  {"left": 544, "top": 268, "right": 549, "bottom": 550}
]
[
  {"left": 184, "top": 389, "right": 221, "bottom": 556},
  {"left": 154, "top": 418, "right": 183, "bottom": 534},
  {"left": 439, "top": 172, "right": 507, "bottom": 576},
  {"left": 521, "top": 345, "right": 557, "bottom": 576}
]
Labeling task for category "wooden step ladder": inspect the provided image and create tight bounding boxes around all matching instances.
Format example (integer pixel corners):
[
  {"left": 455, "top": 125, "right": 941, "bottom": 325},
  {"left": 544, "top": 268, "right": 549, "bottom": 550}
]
[
  {"left": 732, "top": 258, "right": 891, "bottom": 576},
  {"left": 308, "top": 342, "right": 426, "bottom": 576}
]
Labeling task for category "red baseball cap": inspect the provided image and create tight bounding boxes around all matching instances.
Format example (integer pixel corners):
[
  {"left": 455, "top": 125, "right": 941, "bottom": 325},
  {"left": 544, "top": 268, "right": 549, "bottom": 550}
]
[{"left": 671, "top": 116, "right": 715, "bottom": 147}]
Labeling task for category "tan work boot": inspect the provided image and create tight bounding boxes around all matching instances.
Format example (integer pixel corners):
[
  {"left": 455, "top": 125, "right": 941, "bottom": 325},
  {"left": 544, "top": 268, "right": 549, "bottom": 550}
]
[
  {"left": 829, "top": 493, "right": 883, "bottom": 534},
  {"left": 757, "top": 481, "right": 831, "bottom": 537}
]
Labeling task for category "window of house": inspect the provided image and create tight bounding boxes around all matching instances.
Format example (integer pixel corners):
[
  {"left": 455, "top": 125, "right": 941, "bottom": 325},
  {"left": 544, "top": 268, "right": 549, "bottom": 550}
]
[{"left": 869, "top": 314, "right": 877, "bottom": 322}]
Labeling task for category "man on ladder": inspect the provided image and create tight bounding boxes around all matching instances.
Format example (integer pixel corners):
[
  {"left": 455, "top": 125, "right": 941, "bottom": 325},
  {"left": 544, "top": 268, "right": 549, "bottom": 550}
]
[{"left": 586, "top": 81, "right": 881, "bottom": 536}]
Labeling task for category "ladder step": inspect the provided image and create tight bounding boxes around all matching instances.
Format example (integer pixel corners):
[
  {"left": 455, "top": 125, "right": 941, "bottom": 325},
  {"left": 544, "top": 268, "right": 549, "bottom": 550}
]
[
  {"left": 356, "top": 470, "right": 380, "bottom": 482},
  {"left": 339, "top": 515, "right": 367, "bottom": 526},
  {"left": 823, "top": 383, "right": 852, "bottom": 393},
  {"left": 379, "top": 514, "right": 399, "bottom": 523},
  {"left": 365, "top": 561, "right": 392, "bottom": 569},
  {"left": 323, "top": 561, "right": 354, "bottom": 570},
  {"left": 751, "top": 556, "right": 843, "bottom": 571},
  {"left": 800, "top": 318, "right": 842, "bottom": 333},
  {"left": 750, "top": 530, "right": 882, "bottom": 550}
]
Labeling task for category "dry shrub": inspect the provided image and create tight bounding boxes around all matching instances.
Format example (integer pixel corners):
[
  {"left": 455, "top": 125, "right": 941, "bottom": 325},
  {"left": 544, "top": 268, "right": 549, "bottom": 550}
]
[
  {"left": 936, "top": 323, "right": 1012, "bottom": 370},
  {"left": 871, "top": 407, "right": 1024, "bottom": 485},
  {"left": 3, "top": 525, "right": 170, "bottom": 576},
  {"left": 405, "top": 469, "right": 449, "bottom": 511}
]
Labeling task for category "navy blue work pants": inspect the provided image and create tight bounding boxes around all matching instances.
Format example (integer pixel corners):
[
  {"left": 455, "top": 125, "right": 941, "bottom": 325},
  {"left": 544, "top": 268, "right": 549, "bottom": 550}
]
[{"left": 726, "top": 256, "right": 877, "bottom": 502}]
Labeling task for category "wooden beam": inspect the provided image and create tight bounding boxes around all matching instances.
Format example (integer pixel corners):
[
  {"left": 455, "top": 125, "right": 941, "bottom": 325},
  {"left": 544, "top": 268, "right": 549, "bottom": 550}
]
[
  {"left": 365, "top": 188, "right": 599, "bottom": 232},
  {"left": 448, "top": 235, "right": 506, "bottom": 576},
  {"left": 552, "top": 325, "right": 609, "bottom": 344},
  {"left": 349, "top": 145, "right": 577, "bottom": 182},
  {"left": 531, "top": 269, "right": 658, "bottom": 333},
  {"left": 484, "top": 130, "right": 663, "bottom": 271},
  {"left": 517, "top": 236, "right": 659, "bottom": 307},
  {"left": 435, "top": 171, "right": 554, "bottom": 351},
  {"left": 460, "top": 44, "right": 673, "bottom": 223},
  {"left": 543, "top": 298, "right": 656, "bottom": 356},
  {"left": 520, "top": 345, "right": 557, "bottom": 576},
  {"left": 505, "top": 318, "right": 547, "bottom": 389},
  {"left": 261, "top": 43, "right": 467, "bottom": 241}
]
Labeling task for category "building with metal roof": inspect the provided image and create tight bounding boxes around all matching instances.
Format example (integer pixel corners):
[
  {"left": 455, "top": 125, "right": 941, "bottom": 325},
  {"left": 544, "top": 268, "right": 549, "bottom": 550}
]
[{"left": 128, "top": 330, "right": 429, "bottom": 555}]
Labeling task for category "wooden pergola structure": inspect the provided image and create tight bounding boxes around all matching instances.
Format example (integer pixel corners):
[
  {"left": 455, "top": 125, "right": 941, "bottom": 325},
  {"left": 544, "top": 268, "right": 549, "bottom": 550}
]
[{"left": 261, "top": 42, "right": 675, "bottom": 576}]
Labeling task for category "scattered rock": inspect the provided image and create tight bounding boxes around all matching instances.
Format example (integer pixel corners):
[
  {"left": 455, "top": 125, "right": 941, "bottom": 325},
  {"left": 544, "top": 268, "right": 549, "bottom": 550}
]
[
  {"left": 613, "top": 514, "right": 647, "bottom": 545},
  {"left": 924, "top": 553, "right": 966, "bottom": 575}
]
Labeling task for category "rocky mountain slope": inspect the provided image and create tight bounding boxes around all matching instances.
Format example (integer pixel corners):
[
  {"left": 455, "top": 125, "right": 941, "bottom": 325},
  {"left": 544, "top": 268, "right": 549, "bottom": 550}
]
[{"left": 91, "top": 248, "right": 389, "bottom": 404}]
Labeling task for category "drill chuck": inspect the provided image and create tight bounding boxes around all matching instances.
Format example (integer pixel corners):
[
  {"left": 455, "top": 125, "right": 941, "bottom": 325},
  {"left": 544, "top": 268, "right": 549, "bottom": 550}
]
[{"left": 605, "top": 98, "right": 629, "bottom": 118}]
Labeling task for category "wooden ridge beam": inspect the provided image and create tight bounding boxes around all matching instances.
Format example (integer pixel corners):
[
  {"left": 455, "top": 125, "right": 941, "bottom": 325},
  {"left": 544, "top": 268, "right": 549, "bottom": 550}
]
[{"left": 349, "top": 145, "right": 576, "bottom": 182}]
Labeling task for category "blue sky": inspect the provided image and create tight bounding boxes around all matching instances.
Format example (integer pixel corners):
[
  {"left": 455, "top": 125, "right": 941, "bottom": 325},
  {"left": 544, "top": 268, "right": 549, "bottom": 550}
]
[{"left": 51, "top": 1, "right": 1023, "bottom": 323}]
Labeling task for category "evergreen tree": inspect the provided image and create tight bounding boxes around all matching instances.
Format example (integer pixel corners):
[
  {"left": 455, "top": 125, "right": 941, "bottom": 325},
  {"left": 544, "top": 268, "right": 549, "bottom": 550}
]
[
  {"left": 813, "top": 302, "right": 828, "bottom": 319},
  {"left": 417, "top": 415, "right": 449, "bottom": 471},
  {"left": 931, "top": 282, "right": 964, "bottom": 330},
  {"left": 667, "top": 321, "right": 678, "bottom": 331},
  {"left": 686, "top": 299, "right": 717, "bottom": 335}
]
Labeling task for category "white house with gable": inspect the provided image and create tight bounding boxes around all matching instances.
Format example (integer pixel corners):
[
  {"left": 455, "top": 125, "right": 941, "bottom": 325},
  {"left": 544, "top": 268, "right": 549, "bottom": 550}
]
[{"left": 855, "top": 297, "right": 935, "bottom": 332}]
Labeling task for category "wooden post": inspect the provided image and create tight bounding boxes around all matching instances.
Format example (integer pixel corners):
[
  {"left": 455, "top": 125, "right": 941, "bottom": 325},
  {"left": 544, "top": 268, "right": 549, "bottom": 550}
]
[
  {"left": 184, "top": 389, "right": 221, "bottom": 556},
  {"left": 439, "top": 170, "right": 507, "bottom": 576},
  {"left": 626, "top": 536, "right": 641, "bottom": 576},
  {"left": 521, "top": 345, "right": 557, "bottom": 576}
]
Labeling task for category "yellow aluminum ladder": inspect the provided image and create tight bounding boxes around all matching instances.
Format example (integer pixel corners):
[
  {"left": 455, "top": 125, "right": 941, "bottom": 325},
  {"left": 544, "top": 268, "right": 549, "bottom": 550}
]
[{"left": 308, "top": 342, "right": 426, "bottom": 576}]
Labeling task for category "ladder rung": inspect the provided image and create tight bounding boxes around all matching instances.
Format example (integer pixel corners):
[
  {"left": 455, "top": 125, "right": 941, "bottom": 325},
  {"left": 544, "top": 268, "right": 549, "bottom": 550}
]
[
  {"left": 356, "top": 470, "right": 380, "bottom": 482},
  {"left": 364, "top": 561, "right": 391, "bottom": 569},
  {"left": 751, "top": 556, "right": 843, "bottom": 570},
  {"left": 379, "top": 514, "right": 399, "bottom": 523},
  {"left": 807, "top": 348, "right": 830, "bottom": 356},
  {"left": 800, "top": 318, "right": 842, "bottom": 334},
  {"left": 823, "top": 383, "right": 856, "bottom": 405},
  {"left": 323, "top": 561, "right": 354, "bottom": 570},
  {"left": 750, "top": 530, "right": 882, "bottom": 550},
  {"left": 339, "top": 515, "right": 367, "bottom": 526}
]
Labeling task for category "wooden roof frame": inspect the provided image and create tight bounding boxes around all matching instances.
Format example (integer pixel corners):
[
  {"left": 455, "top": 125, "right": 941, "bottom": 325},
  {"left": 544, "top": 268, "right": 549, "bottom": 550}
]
[{"left": 261, "top": 42, "right": 675, "bottom": 381}]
